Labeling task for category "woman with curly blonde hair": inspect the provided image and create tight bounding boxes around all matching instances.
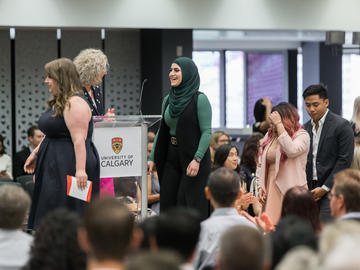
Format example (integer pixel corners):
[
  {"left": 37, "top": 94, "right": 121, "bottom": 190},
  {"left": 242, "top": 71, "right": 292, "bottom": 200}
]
[
  {"left": 25, "top": 58, "right": 100, "bottom": 230},
  {"left": 74, "top": 48, "right": 113, "bottom": 116}
]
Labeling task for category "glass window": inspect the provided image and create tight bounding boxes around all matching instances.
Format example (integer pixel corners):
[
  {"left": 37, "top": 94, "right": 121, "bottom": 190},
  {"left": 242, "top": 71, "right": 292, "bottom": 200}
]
[
  {"left": 193, "top": 51, "right": 221, "bottom": 128},
  {"left": 225, "top": 51, "right": 245, "bottom": 128},
  {"left": 247, "top": 53, "right": 284, "bottom": 125},
  {"left": 342, "top": 54, "right": 360, "bottom": 120}
]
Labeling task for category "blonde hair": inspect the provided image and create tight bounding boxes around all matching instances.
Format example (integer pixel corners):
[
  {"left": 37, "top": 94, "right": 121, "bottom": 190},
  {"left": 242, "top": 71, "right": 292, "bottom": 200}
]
[
  {"left": 45, "top": 58, "right": 83, "bottom": 117},
  {"left": 210, "top": 131, "right": 229, "bottom": 149},
  {"left": 73, "top": 48, "right": 109, "bottom": 86},
  {"left": 351, "top": 96, "right": 360, "bottom": 130}
]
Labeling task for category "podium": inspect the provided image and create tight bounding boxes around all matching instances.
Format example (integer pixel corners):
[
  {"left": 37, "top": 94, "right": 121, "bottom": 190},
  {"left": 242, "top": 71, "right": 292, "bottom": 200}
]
[{"left": 92, "top": 115, "right": 162, "bottom": 220}]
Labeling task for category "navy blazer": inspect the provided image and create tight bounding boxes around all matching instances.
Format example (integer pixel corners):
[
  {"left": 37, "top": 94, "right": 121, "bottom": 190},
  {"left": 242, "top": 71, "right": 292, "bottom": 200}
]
[
  {"left": 83, "top": 85, "right": 105, "bottom": 116},
  {"left": 304, "top": 110, "right": 354, "bottom": 189}
]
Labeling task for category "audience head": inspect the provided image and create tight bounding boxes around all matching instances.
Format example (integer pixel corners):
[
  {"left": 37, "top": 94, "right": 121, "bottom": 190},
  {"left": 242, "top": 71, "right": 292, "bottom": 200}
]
[
  {"left": 125, "top": 250, "right": 182, "bottom": 270},
  {"left": 73, "top": 48, "right": 109, "bottom": 87},
  {"left": 355, "top": 134, "right": 360, "bottom": 147},
  {"left": 45, "top": 58, "right": 83, "bottom": 117},
  {"left": 0, "top": 184, "right": 30, "bottom": 229},
  {"left": 27, "top": 125, "right": 44, "bottom": 149},
  {"left": 319, "top": 219, "right": 360, "bottom": 263},
  {"left": 271, "top": 216, "right": 317, "bottom": 269},
  {"left": 154, "top": 208, "right": 201, "bottom": 262},
  {"left": 213, "top": 144, "right": 239, "bottom": 172},
  {"left": 275, "top": 246, "right": 318, "bottom": 270},
  {"left": 206, "top": 167, "right": 240, "bottom": 207},
  {"left": 78, "top": 196, "right": 136, "bottom": 262},
  {"left": 210, "top": 131, "right": 230, "bottom": 151},
  {"left": 281, "top": 186, "right": 321, "bottom": 233},
  {"left": 25, "top": 208, "right": 86, "bottom": 270},
  {"left": 240, "top": 132, "right": 264, "bottom": 172},
  {"left": 254, "top": 98, "right": 266, "bottom": 123},
  {"left": 139, "top": 216, "right": 159, "bottom": 250},
  {"left": 330, "top": 169, "right": 360, "bottom": 219},
  {"left": 303, "top": 84, "right": 329, "bottom": 123},
  {"left": 0, "top": 134, "right": 5, "bottom": 155},
  {"left": 351, "top": 96, "right": 360, "bottom": 130},
  {"left": 219, "top": 225, "right": 266, "bottom": 270}
]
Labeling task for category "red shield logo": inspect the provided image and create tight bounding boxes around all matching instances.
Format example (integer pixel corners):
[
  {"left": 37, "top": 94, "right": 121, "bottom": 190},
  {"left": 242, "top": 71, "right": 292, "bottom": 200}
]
[{"left": 112, "top": 137, "right": 123, "bottom": 154}]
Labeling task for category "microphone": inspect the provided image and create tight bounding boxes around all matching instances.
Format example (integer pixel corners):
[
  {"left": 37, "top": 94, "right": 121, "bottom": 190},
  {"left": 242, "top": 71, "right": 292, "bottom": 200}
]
[{"left": 138, "top": 78, "right": 148, "bottom": 116}]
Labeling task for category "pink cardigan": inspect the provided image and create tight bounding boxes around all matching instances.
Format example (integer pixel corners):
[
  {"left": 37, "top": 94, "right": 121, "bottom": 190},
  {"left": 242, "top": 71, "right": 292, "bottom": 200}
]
[{"left": 258, "top": 129, "right": 310, "bottom": 195}]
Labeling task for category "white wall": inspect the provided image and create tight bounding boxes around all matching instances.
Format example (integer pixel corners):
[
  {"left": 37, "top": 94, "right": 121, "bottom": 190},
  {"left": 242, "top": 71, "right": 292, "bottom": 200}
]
[{"left": 0, "top": 0, "right": 359, "bottom": 31}]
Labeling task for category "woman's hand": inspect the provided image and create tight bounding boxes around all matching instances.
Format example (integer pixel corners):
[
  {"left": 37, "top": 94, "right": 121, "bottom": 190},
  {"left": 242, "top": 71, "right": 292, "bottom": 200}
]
[
  {"left": 255, "top": 212, "right": 275, "bottom": 234},
  {"left": 258, "top": 187, "right": 267, "bottom": 206},
  {"left": 236, "top": 192, "right": 256, "bottom": 212},
  {"left": 186, "top": 160, "right": 200, "bottom": 177},
  {"left": 75, "top": 170, "right": 88, "bottom": 190},
  {"left": 24, "top": 152, "right": 38, "bottom": 174},
  {"left": 147, "top": 161, "right": 155, "bottom": 174},
  {"left": 269, "top": 111, "right": 282, "bottom": 126}
]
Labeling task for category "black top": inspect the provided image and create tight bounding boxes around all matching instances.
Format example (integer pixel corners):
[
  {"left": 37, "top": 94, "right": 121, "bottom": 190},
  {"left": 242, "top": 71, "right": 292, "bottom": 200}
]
[{"left": 83, "top": 85, "right": 105, "bottom": 116}]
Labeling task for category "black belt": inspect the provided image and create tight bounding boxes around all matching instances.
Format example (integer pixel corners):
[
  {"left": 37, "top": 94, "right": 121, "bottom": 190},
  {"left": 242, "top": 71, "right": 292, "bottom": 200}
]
[{"left": 170, "top": 136, "right": 178, "bottom": 146}]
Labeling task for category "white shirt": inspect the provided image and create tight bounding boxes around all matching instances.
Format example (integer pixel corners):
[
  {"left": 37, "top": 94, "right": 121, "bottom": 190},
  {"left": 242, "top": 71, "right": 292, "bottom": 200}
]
[
  {"left": 0, "top": 229, "right": 33, "bottom": 270},
  {"left": 311, "top": 109, "right": 330, "bottom": 191},
  {"left": 0, "top": 154, "right": 13, "bottom": 179}
]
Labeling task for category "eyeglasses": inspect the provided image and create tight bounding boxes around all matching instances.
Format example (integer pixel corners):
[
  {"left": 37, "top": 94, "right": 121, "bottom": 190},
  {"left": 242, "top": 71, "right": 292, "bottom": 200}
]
[{"left": 218, "top": 139, "right": 230, "bottom": 143}]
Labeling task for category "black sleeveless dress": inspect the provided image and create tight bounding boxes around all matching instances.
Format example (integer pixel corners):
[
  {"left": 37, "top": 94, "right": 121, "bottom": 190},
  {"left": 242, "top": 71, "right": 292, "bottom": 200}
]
[{"left": 28, "top": 95, "right": 100, "bottom": 230}]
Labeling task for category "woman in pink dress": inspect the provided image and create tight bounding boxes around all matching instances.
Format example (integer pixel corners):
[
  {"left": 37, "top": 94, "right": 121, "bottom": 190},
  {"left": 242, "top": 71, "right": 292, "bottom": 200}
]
[{"left": 257, "top": 102, "right": 310, "bottom": 224}]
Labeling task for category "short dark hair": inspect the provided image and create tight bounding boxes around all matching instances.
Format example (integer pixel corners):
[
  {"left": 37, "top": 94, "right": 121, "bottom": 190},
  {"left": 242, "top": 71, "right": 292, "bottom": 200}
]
[
  {"left": 155, "top": 208, "right": 201, "bottom": 262},
  {"left": 25, "top": 208, "right": 86, "bottom": 270},
  {"left": 302, "top": 84, "right": 328, "bottom": 100},
  {"left": 207, "top": 167, "right": 240, "bottom": 207},
  {"left": 125, "top": 250, "right": 182, "bottom": 270},
  {"left": 0, "top": 184, "right": 30, "bottom": 229},
  {"left": 27, "top": 125, "right": 40, "bottom": 137},
  {"left": 334, "top": 169, "right": 360, "bottom": 212},
  {"left": 271, "top": 216, "right": 317, "bottom": 269},
  {"left": 254, "top": 98, "right": 266, "bottom": 122},
  {"left": 81, "top": 196, "right": 135, "bottom": 261},
  {"left": 220, "top": 225, "right": 265, "bottom": 270}
]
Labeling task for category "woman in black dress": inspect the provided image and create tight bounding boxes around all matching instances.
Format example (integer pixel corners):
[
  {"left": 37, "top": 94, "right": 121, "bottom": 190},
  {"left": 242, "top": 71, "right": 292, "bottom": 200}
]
[{"left": 25, "top": 58, "right": 100, "bottom": 230}]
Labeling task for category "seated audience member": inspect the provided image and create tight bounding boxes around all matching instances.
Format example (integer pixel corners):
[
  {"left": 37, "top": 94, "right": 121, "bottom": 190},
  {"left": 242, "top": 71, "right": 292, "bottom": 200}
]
[
  {"left": 329, "top": 169, "right": 360, "bottom": 221},
  {"left": 139, "top": 216, "right": 159, "bottom": 249},
  {"left": 125, "top": 250, "right": 182, "bottom": 270},
  {"left": 218, "top": 225, "right": 268, "bottom": 270},
  {"left": 0, "top": 184, "right": 32, "bottom": 270},
  {"left": 253, "top": 97, "right": 272, "bottom": 135},
  {"left": 13, "top": 126, "right": 44, "bottom": 179},
  {"left": 23, "top": 208, "right": 85, "bottom": 270},
  {"left": 153, "top": 208, "right": 201, "bottom": 269},
  {"left": 350, "top": 96, "right": 360, "bottom": 136},
  {"left": 318, "top": 220, "right": 360, "bottom": 267},
  {"left": 274, "top": 246, "right": 318, "bottom": 270},
  {"left": 148, "top": 131, "right": 156, "bottom": 142},
  {"left": 350, "top": 135, "right": 360, "bottom": 170},
  {"left": 193, "top": 168, "right": 256, "bottom": 270},
  {"left": 0, "top": 135, "right": 12, "bottom": 179},
  {"left": 270, "top": 216, "right": 317, "bottom": 270},
  {"left": 147, "top": 136, "right": 160, "bottom": 214},
  {"left": 78, "top": 196, "right": 140, "bottom": 270},
  {"left": 213, "top": 144, "right": 256, "bottom": 212},
  {"left": 209, "top": 131, "right": 230, "bottom": 165}
]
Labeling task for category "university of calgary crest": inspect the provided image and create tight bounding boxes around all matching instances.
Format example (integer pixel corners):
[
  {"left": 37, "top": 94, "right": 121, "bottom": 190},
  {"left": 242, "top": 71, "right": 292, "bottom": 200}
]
[{"left": 112, "top": 137, "right": 123, "bottom": 154}]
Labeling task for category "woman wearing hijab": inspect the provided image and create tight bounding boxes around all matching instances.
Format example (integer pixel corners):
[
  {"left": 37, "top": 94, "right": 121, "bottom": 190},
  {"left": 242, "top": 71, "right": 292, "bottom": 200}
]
[{"left": 148, "top": 57, "right": 212, "bottom": 220}]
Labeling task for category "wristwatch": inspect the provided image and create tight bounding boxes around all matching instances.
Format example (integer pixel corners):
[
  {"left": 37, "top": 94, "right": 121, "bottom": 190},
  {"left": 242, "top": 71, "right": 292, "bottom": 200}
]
[{"left": 194, "top": 157, "right": 202, "bottom": 163}]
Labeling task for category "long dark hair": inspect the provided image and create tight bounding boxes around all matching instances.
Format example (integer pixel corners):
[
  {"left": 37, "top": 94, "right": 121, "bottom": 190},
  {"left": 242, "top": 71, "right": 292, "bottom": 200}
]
[
  {"left": 240, "top": 133, "right": 264, "bottom": 172},
  {"left": 213, "top": 144, "right": 240, "bottom": 173},
  {"left": 281, "top": 186, "right": 322, "bottom": 233},
  {"left": 0, "top": 135, "right": 6, "bottom": 155},
  {"left": 254, "top": 98, "right": 266, "bottom": 123}
]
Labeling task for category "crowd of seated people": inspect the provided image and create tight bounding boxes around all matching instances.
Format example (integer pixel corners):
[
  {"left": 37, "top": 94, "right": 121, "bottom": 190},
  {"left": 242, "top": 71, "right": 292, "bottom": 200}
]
[{"left": 1, "top": 83, "right": 360, "bottom": 270}]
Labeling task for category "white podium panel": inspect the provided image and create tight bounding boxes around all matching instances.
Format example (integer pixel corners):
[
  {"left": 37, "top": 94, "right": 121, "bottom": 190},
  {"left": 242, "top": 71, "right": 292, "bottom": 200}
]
[{"left": 93, "top": 126, "right": 142, "bottom": 178}]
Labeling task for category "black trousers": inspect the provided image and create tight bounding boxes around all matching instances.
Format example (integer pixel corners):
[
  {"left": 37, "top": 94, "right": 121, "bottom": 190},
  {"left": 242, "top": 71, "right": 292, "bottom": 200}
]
[
  {"left": 309, "top": 180, "right": 333, "bottom": 223},
  {"left": 160, "top": 143, "right": 210, "bottom": 220}
]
